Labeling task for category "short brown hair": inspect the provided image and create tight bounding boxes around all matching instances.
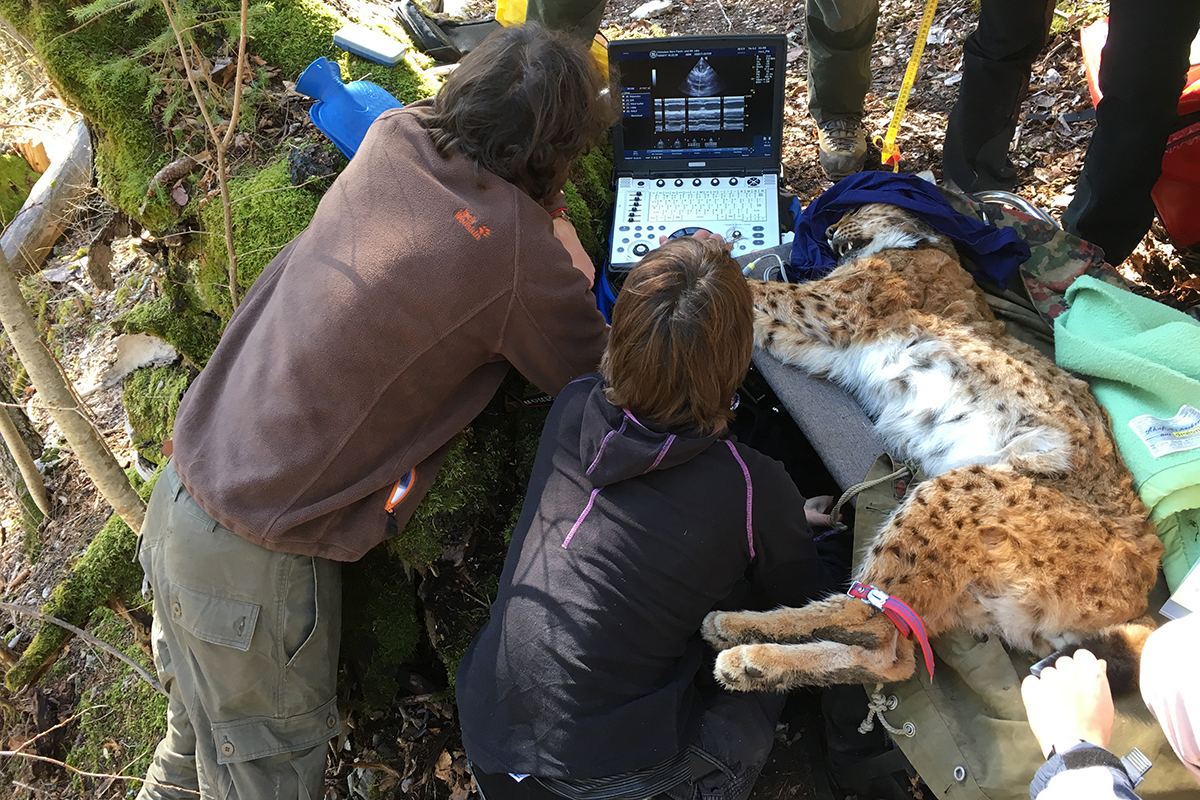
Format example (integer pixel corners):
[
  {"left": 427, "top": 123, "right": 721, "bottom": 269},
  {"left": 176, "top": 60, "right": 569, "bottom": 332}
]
[
  {"left": 426, "top": 25, "right": 616, "bottom": 201},
  {"left": 601, "top": 238, "right": 753, "bottom": 435}
]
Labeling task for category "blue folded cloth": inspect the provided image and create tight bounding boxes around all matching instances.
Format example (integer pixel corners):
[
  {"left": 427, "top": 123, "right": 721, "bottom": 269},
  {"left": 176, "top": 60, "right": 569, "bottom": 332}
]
[{"left": 787, "top": 172, "right": 1031, "bottom": 287}]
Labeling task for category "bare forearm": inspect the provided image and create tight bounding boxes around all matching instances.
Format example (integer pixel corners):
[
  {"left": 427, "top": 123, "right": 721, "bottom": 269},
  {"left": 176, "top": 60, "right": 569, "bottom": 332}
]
[{"left": 553, "top": 216, "right": 595, "bottom": 288}]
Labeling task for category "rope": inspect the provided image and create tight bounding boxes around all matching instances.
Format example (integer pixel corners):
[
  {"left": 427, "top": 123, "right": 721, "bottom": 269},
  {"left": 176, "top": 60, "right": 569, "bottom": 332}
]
[
  {"left": 858, "top": 683, "right": 916, "bottom": 738},
  {"left": 828, "top": 462, "right": 913, "bottom": 532}
]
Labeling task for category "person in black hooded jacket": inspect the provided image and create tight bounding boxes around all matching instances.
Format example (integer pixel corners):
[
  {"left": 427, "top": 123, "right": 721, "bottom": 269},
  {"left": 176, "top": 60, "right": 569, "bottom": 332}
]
[{"left": 455, "top": 235, "right": 840, "bottom": 800}]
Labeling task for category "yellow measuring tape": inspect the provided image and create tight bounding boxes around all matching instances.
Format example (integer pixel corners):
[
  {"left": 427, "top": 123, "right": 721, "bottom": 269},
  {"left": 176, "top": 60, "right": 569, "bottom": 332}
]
[{"left": 874, "top": 0, "right": 940, "bottom": 172}]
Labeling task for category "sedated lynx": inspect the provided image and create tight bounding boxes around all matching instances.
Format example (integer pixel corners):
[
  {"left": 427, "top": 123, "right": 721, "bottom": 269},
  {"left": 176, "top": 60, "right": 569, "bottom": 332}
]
[{"left": 703, "top": 204, "right": 1163, "bottom": 690}]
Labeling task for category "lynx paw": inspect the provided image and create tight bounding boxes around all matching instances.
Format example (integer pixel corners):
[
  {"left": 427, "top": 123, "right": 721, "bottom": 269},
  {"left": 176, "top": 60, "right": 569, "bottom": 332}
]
[
  {"left": 702, "top": 611, "right": 767, "bottom": 650},
  {"left": 713, "top": 644, "right": 793, "bottom": 692}
]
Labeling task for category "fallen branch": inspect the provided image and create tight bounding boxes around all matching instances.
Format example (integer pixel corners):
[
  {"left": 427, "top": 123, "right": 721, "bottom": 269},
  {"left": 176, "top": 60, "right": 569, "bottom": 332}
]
[
  {"left": 0, "top": 602, "right": 165, "bottom": 695},
  {"left": 0, "top": 750, "right": 200, "bottom": 796},
  {"left": 714, "top": 0, "right": 732, "bottom": 29}
]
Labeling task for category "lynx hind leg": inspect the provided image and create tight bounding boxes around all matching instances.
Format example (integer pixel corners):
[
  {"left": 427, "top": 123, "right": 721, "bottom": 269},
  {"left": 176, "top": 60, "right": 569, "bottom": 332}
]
[
  {"left": 715, "top": 629, "right": 917, "bottom": 691},
  {"left": 853, "top": 473, "right": 992, "bottom": 637},
  {"left": 703, "top": 594, "right": 875, "bottom": 650}
]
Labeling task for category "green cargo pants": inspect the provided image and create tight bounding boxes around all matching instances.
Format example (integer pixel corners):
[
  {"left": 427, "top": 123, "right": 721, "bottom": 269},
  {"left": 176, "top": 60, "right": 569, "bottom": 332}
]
[
  {"left": 136, "top": 460, "right": 343, "bottom": 800},
  {"left": 805, "top": 0, "right": 879, "bottom": 124}
]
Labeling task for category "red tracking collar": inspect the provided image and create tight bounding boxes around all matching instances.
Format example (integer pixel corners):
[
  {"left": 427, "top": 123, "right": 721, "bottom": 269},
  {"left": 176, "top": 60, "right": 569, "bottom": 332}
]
[{"left": 848, "top": 581, "right": 934, "bottom": 680}]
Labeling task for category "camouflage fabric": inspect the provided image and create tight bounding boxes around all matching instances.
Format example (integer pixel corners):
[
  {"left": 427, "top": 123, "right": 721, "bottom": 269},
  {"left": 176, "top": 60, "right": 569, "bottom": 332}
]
[
  {"left": 936, "top": 185, "right": 1133, "bottom": 324},
  {"left": 987, "top": 208, "right": 1131, "bottom": 323}
]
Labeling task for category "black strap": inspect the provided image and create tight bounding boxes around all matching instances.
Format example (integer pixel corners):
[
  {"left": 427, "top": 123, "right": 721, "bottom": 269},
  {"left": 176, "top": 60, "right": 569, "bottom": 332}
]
[{"left": 1061, "top": 746, "right": 1129, "bottom": 777}]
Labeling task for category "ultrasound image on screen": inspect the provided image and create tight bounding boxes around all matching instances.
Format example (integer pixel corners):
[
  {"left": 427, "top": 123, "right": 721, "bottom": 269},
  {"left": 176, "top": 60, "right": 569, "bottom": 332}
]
[
  {"left": 678, "top": 57, "right": 726, "bottom": 96},
  {"left": 658, "top": 98, "right": 686, "bottom": 132},
  {"left": 617, "top": 43, "right": 778, "bottom": 161},
  {"left": 723, "top": 97, "right": 745, "bottom": 131},
  {"left": 686, "top": 98, "right": 722, "bottom": 131}
]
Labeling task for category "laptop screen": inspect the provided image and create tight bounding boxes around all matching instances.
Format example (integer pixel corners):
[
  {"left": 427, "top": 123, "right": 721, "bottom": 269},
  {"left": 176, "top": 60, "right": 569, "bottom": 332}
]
[{"left": 613, "top": 37, "right": 784, "bottom": 169}]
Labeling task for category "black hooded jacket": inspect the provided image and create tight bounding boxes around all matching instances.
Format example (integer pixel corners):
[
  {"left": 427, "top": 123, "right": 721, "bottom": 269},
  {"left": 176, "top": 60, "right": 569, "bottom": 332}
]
[{"left": 455, "top": 375, "right": 836, "bottom": 779}]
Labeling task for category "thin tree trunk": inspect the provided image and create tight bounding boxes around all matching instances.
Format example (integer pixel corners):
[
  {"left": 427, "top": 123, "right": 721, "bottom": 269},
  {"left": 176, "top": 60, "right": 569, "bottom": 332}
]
[
  {"left": 0, "top": 247, "right": 145, "bottom": 532},
  {"left": 0, "top": 403, "right": 49, "bottom": 517},
  {"left": 0, "top": 380, "right": 43, "bottom": 459}
]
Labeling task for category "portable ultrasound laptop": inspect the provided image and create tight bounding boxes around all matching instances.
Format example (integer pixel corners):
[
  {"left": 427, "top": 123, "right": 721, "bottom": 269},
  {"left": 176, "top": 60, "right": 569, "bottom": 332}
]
[{"left": 609, "top": 34, "right": 787, "bottom": 268}]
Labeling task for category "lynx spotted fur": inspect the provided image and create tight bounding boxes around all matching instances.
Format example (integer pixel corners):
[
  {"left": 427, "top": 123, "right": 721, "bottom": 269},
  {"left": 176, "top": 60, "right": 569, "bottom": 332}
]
[{"left": 704, "top": 204, "right": 1163, "bottom": 690}]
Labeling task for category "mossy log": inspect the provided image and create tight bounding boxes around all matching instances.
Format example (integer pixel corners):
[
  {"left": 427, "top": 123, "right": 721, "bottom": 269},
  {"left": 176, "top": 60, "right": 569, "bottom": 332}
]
[
  {"left": 0, "top": 119, "right": 92, "bottom": 275},
  {"left": 197, "top": 158, "right": 322, "bottom": 322},
  {"left": 122, "top": 363, "right": 191, "bottom": 466}
]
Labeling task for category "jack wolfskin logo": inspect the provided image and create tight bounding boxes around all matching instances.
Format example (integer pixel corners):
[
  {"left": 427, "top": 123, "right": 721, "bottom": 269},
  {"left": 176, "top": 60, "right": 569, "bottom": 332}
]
[{"left": 455, "top": 208, "right": 491, "bottom": 240}]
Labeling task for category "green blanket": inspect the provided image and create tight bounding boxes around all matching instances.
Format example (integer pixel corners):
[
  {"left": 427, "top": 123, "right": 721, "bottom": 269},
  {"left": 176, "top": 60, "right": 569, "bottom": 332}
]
[{"left": 1055, "top": 275, "right": 1200, "bottom": 589}]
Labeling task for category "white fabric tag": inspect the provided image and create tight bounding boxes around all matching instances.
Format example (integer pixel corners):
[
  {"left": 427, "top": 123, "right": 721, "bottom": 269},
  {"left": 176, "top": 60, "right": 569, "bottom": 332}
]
[{"left": 1128, "top": 404, "right": 1200, "bottom": 458}]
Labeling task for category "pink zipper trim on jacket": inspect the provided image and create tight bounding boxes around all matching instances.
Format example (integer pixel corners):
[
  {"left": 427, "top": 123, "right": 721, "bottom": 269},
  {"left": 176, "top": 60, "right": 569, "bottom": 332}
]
[
  {"left": 724, "top": 440, "right": 755, "bottom": 558},
  {"left": 562, "top": 488, "right": 601, "bottom": 548},
  {"left": 587, "top": 418, "right": 628, "bottom": 475},
  {"left": 647, "top": 435, "right": 676, "bottom": 472}
]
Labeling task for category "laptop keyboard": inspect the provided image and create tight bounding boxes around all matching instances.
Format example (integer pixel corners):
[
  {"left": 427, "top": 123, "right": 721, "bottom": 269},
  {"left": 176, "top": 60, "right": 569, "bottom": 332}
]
[
  {"left": 643, "top": 186, "right": 768, "bottom": 222},
  {"left": 611, "top": 173, "right": 780, "bottom": 264}
]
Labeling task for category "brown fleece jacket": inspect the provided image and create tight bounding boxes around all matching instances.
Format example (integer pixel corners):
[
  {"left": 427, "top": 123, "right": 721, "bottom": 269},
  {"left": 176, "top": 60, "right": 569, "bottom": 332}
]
[{"left": 171, "top": 102, "right": 608, "bottom": 561}]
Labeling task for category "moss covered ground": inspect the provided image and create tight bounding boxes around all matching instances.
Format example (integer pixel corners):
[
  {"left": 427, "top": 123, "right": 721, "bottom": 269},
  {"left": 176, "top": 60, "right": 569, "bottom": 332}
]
[
  {"left": 5, "top": 468, "right": 156, "bottom": 691},
  {"left": 197, "top": 157, "right": 322, "bottom": 320},
  {"left": 123, "top": 364, "right": 190, "bottom": 465},
  {"left": 58, "top": 608, "right": 167, "bottom": 793}
]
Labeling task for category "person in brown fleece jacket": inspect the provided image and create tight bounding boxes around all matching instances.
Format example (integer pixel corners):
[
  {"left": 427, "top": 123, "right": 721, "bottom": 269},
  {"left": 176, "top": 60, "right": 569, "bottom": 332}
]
[{"left": 134, "top": 26, "right": 612, "bottom": 800}]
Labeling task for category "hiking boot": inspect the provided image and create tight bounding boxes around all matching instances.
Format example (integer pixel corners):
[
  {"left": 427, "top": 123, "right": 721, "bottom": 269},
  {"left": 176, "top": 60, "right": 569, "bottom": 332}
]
[{"left": 817, "top": 118, "right": 868, "bottom": 181}]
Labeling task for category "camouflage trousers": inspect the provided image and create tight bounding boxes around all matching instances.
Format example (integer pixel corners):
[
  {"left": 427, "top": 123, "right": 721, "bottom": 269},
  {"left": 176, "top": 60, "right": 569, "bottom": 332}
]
[{"left": 136, "top": 460, "right": 343, "bottom": 800}]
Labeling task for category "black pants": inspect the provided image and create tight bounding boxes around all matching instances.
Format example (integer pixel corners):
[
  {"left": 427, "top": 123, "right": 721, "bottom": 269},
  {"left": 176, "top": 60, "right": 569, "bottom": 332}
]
[
  {"left": 1061, "top": 0, "right": 1200, "bottom": 264},
  {"left": 941, "top": 0, "right": 1055, "bottom": 193},
  {"left": 471, "top": 689, "right": 785, "bottom": 800}
]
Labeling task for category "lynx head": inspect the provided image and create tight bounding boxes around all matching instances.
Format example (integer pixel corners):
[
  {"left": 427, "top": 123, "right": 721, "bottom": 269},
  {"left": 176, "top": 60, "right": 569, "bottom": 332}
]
[{"left": 826, "top": 203, "right": 954, "bottom": 263}]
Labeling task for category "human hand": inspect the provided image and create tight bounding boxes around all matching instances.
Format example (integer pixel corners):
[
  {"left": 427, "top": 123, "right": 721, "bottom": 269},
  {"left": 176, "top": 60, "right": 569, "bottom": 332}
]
[
  {"left": 804, "top": 495, "right": 839, "bottom": 528},
  {"left": 657, "top": 230, "right": 732, "bottom": 251},
  {"left": 1021, "top": 649, "right": 1114, "bottom": 759}
]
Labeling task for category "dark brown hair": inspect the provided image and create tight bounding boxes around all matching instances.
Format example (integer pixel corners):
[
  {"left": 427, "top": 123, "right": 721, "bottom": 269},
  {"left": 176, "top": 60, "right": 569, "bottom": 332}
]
[
  {"left": 601, "top": 238, "right": 753, "bottom": 435},
  {"left": 426, "top": 25, "right": 616, "bottom": 201}
]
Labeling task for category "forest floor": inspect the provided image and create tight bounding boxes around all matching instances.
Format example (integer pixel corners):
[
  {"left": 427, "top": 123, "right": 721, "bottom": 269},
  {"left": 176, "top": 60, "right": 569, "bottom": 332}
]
[{"left": 0, "top": 0, "right": 1198, "bottom": 798}]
